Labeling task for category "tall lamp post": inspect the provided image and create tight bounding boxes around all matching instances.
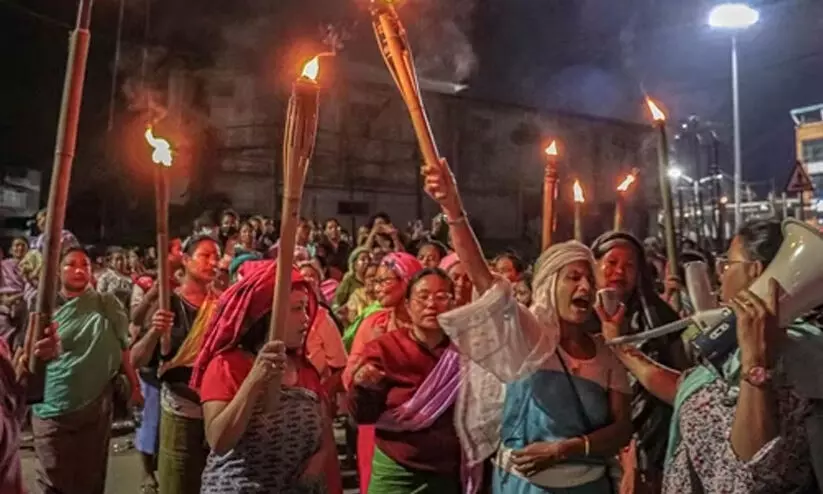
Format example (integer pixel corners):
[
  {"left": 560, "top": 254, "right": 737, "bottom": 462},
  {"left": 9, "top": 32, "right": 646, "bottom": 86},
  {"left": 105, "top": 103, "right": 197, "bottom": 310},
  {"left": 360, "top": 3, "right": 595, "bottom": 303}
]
[{"left": 708, "top": 3, "right": 759, "bottom": 230}]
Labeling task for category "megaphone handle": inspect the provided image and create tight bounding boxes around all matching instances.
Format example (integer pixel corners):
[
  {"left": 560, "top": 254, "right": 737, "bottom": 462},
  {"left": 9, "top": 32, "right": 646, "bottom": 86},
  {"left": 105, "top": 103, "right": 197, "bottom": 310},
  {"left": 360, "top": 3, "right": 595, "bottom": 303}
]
[{"left": 606, "top": 318, "right": 693, "bottom": 346}]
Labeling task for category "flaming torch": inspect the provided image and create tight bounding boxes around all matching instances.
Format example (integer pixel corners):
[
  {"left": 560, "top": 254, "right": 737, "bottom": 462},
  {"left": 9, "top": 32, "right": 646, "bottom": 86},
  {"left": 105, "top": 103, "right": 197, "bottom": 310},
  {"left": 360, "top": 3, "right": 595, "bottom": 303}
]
[
  {"left": 145, "top": 127, "right": 173, "bottom": 355},
  {"left": 371, "top": 0, "right": 442, "bottom": 171},
  {"left": 573, "top": 180, "right": 585, "bottom": 242},
  {"left": 269, "top": 56, "right": 320, "bottom": 347},
  {"left": 647, "top": 97, "right": 680, "bottom": 309},
  {"left": 25, "top": 0, "right": 95, "bottom": 402},
  {"left": 614, "top": 169, "right": 638, "bottom": 231},
  {"left": 542, "top": 140, "right": 560, "bottom": 250}
]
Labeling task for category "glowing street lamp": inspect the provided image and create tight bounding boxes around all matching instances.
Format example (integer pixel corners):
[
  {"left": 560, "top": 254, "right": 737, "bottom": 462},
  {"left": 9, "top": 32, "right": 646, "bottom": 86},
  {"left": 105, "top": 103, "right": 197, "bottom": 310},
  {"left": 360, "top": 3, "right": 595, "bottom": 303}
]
[
  {"left": 708, "top": 4, "right": 759, "bottom": 29},
  {"left": 708, "top": 3, "right": 759, "bottom": 230}
]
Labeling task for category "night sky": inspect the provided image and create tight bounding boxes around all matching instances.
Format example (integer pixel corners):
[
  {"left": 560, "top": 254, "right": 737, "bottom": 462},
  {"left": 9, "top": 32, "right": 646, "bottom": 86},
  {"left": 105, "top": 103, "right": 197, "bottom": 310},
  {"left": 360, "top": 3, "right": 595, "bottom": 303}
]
[{"left": 2, "top": 0, "right": 822, "bottom": 208}]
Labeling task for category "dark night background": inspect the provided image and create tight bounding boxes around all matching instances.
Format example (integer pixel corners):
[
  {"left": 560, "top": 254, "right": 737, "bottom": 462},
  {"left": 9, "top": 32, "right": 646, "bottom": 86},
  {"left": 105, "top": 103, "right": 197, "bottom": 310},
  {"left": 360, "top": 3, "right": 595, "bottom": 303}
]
[{"left": 2, "top": 0, "right": 821, "bottom": 240}]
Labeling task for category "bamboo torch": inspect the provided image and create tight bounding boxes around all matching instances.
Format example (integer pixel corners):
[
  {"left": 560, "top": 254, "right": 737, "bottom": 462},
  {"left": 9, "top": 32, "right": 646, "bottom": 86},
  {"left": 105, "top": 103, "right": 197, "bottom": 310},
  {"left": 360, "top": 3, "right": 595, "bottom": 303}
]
[
  {"left": 542, "top": 140, "right": 560, "bottom": 250},
  {"left": 614, "top": 169, "right": 638, "bottom": 231},
  {"left": 371, "top": 0, "right": 442, "bottom": 171},
  {"left": 573, "top": 180, "right": 585, "bottom": 242},
  {"left": 26, "top": 0, "right": 95, "bottom": 402},
  {"left": 647, "top": 97, "right": 680, "bottom": 309},
  {"left": 145, "top": 128, "right": 173, "bottom": 354},
  {"left": 269, "top": 56, "right": 321, "bottom": 345}
]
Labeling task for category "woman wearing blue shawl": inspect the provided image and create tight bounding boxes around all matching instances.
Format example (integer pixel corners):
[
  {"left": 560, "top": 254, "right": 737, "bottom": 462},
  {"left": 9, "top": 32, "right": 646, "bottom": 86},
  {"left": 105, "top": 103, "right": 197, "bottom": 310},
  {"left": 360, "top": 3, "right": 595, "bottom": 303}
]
[{"left": 600, "top": 219, "right": 823, "bottom": 493}]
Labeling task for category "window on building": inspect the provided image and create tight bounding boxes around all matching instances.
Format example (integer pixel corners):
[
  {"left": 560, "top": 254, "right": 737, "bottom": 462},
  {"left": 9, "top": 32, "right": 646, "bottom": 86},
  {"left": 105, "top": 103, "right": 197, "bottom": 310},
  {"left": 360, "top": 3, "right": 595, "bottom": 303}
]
[{"left": 802, "top": 138, "right": 823, "bottom": 163}]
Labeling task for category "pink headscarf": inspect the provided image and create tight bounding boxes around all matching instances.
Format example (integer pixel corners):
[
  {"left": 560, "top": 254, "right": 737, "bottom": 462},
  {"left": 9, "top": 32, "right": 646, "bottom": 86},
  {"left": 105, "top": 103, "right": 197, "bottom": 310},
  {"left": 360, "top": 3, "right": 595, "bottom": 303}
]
[
  {"left": 380, "top": 252, "right": 423, "bottom": 283},
  {"left": 438, "top": 252, "right": 460, "bottom": 273}
]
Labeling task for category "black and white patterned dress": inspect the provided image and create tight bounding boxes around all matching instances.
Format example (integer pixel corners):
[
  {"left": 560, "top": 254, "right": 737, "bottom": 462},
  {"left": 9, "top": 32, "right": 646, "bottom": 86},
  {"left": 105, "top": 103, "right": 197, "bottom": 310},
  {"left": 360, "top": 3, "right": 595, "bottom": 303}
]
[
  {"left": 663, "top": 377, "right": 814, "bottom": 493},
  {"left": 200, "top": 387, "right": 324, "bottom": 494}
]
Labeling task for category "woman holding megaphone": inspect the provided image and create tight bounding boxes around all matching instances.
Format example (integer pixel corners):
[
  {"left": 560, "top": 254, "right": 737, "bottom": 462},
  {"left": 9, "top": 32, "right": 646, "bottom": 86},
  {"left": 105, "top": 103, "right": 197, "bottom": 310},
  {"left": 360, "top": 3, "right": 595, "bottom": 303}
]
[{"left": 600, "top": 219, "right": 823, "bottom": 493}]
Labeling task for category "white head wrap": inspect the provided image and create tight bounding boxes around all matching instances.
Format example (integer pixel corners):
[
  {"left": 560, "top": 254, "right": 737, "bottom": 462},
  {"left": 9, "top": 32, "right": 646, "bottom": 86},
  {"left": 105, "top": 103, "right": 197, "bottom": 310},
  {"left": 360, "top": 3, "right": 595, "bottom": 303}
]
[
  {"left": 441, "top": 241, "right": 597, "bottom": 475},
  {"left": 529, "top": 240, "right": 596, "bottom": 333}
]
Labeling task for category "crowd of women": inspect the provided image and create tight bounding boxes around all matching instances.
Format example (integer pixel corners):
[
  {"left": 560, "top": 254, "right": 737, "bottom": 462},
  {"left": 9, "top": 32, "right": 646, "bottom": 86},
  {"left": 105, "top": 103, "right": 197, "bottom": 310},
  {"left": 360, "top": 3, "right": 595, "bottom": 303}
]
[{"left": 1, "top": 156, "right": 823, "bottom": 494}]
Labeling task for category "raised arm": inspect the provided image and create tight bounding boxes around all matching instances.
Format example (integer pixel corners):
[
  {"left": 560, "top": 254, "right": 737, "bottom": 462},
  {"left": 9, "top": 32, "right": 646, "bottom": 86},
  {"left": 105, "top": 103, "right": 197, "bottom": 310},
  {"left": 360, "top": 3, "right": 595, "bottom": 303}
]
[{"left": 423, "top": 160, "right": 495, "bottom": 295}]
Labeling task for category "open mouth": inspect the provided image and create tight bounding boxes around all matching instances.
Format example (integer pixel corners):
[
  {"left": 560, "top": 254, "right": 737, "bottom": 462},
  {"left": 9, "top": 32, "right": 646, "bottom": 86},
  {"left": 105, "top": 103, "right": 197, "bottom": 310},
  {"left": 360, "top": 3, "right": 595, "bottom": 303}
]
[{"left": 571, "top": 297, "right": 591, "bottom": 311}]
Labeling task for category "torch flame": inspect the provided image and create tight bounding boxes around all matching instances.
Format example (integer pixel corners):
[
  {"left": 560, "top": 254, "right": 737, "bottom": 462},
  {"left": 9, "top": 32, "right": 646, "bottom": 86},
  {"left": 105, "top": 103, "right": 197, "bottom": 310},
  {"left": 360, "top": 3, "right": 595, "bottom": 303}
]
[
  {"left": 573, "top": 180, "right": 585, "bottom": 203},
  {"left": 617, "top": 173, "right": 636, "bottom": 192},
  {"left": 646, "top": 98, "right": 666, "bottom": 122},
  {"left": 144, "top": 127, "right": 172, "bottom": 167},
  {"left": 544, "top": 140, "right": 558, "bottom": 157},
  {"left": 301, "top": 56, "right": 320, "bottom": 82}
]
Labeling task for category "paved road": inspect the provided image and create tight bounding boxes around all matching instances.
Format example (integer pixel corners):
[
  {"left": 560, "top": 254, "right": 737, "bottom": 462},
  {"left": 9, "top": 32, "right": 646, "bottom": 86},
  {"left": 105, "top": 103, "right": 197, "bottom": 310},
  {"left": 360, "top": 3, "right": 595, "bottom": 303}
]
[{"left": 21, "top": 431, "right": 359, "bottom": 493}]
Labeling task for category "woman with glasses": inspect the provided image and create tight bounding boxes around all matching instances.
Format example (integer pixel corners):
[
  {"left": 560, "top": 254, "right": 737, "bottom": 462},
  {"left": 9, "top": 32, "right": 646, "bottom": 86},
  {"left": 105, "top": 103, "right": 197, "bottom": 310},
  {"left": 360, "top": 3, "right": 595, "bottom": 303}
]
[
  {"left": 343, "top": 252, "right": 423, "bottom": 493},
  {"left": 347, "top": 268, "right": 461, "bottom": 493},
  {"left": 601, "top": 219, "right": 823, "bottom": 493}
]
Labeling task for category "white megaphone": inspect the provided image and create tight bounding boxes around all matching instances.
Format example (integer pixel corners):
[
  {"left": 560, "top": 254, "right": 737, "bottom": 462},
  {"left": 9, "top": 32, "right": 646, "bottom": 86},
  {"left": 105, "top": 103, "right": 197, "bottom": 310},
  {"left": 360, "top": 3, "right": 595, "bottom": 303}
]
[
  {"left": 610, "top": 219, "right": 823, "bottom": 371},
  {"left": 684, "top": 261, "right": 718, "bottom": 313}
]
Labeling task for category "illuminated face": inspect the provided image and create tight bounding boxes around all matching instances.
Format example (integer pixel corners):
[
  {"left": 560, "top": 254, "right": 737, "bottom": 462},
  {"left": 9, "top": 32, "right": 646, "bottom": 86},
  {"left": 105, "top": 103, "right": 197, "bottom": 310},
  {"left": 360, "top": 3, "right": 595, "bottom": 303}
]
[
  {"left": 417, "top": 244, "right": 442, "bottom": 269},
  {"left": 407, "top": 274, "right": 453, "bottom": 331},
  {"left": 221, "top": 214, "right": 238, "bottom": 230},
  {"left": 325, "top": 220, "right": 341, "bottom": 242},
  {"left": 596, "top": 244, "right": 639, "bottom": 303},
  {"left": 36, "top": 211, "right": 47, "bottom": 232},
  {"left": 374, "top": 265, "right": 404, "bottom": 308},
  {"left": 513, "top": 280, "right": 532, "bottom": 307},
  {"left": 61, "top": 250, "right": 91, "bottom": 293},
  {"left": 493, "top": 257, "right": 520, "bottom": 282},
  {"left": 283, "top": 290, "right": 311, "bottom": 350},
  {"left": 299, "top": 265, "right": 321, "bottom": 294},
  {"left": 10, "top": 239, "right": 28, "bottom": 260},
  {"left": 183, "top": 240, "right": 220, "bottom": 284},
  {"left": 555, "top": 260, "right": 595, "bottom": 325},
  {"left": 110, "top": 252, "right": 126, "bottom": 274},
  {"left": 718, "top": 236, "right": 760, "bottom": 303},
  {"left": 447, "top": 262, "right": 472, "bottom": 307},
  {"left": 239, "top": 224, "right": 254, "bottom": 247},
  {"left": 364, "top": 265, "right": 379, "bottom": 299}
]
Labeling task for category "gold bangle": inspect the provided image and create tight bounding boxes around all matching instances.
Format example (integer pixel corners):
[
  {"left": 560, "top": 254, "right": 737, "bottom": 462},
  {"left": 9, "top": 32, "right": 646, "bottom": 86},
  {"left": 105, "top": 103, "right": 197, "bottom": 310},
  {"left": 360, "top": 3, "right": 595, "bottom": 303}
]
[{"left": 582, "top": 435, "right": 590, "bottom": 457}]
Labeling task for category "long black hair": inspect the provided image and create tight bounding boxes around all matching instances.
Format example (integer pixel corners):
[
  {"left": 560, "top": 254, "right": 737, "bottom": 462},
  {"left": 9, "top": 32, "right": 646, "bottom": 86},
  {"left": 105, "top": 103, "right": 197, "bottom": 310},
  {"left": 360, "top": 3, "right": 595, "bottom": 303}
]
[{"left": 590, "top": 231, "right": 677, "bottom": 330}]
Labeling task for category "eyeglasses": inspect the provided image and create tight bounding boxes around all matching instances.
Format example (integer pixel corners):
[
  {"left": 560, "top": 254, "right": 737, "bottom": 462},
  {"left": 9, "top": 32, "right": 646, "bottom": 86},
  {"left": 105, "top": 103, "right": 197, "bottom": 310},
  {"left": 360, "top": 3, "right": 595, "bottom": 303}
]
[
  {"left": 411, "top": 292, "right": 453, "bottom": 306},
  {"left": 715, "top": 257, "right": 750, "bottom": 275},
  {"left": 374, "top": 276, "right": 400, "bottom": 287}
]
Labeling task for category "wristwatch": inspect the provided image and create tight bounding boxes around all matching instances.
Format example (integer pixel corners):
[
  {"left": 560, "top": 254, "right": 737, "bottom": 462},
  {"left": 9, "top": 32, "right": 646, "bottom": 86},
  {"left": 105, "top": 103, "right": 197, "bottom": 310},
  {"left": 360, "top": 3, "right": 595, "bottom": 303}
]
[{"left": 743, "top": 366, "right": 774, "bottom": 387}]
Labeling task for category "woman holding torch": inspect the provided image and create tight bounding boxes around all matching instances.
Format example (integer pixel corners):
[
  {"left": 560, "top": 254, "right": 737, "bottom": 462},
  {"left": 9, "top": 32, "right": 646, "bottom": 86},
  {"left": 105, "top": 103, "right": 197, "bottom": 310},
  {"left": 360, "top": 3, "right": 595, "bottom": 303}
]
[
  {"left": 130, "top": 235, "right": 221, "bottom": 494},
  {"left": 32, "top": 247, "right": 140, "bottom": 494},
  {"left": 190, "top": 261, "right": 342, "bottom": 494}
]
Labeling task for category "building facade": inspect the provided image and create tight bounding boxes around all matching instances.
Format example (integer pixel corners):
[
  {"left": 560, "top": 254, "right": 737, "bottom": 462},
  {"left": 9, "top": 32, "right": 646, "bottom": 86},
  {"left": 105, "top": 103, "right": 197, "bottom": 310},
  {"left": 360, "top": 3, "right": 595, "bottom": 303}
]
[
  {"left": 791, "top": 104, "right": 823, "bottom": 220},
  {"left": 205, "top": 61, "right": 661, "bottom": 246}
]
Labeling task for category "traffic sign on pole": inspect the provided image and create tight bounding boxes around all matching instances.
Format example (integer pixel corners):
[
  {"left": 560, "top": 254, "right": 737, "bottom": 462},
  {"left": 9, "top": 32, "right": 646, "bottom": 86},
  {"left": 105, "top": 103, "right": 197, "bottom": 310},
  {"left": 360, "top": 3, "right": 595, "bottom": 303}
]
[{"left": 785, "top": 161, "right": 814, "bottom": 194}]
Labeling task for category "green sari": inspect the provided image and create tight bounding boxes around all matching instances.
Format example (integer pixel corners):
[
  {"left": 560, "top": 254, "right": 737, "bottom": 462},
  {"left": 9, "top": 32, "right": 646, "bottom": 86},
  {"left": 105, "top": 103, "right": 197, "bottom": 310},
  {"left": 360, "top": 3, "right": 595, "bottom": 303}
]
[
  {"left": 342, "top": 301, "right": 382, "bottom": 352},
  {"left": 369, "top": 448, "right": 461, "bottom": 494}
]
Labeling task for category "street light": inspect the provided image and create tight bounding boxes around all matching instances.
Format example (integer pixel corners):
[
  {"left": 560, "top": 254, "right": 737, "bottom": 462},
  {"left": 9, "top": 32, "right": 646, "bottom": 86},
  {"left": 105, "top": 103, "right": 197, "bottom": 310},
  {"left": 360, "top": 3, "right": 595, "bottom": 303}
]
[{"left": 708, "top": 3, "right": 759, "bottom": 231}]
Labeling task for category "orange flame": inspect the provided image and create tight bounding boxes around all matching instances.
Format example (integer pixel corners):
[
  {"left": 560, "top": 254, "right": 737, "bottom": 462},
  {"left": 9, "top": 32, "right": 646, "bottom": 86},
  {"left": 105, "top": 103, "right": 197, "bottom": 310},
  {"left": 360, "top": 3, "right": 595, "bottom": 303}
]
[
  {"left": 301, "top": 56, "right": 320, "bottom": 81},
  {"left": 646, "top": 98, "right": 666, "bottom": 122},
  {"left": 617, "top": 173, "right": 636, "bottom": 192},
  {"left": 544, "top": 140, "right": 558, "bottom": 157},
  {"left": 144, "top": 127, "right": 172, "bottom": 167},
  {"left": 573, "top": 180, "right": 585, "bottom": 203}
]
